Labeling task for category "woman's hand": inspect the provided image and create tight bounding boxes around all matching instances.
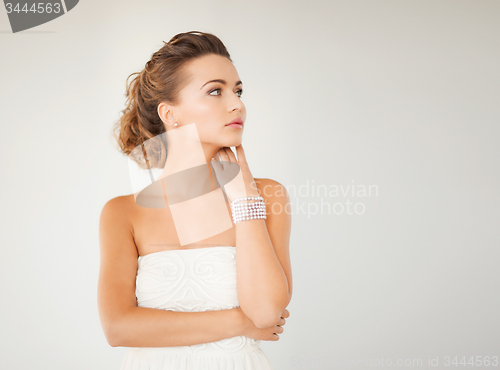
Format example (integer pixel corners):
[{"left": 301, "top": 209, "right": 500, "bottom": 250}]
[
  {"left": 235, "top": 307, "right": 290, "bottom": 341},
  {"left": 211, "top": 144, "right": 260, "bottom": 203}
]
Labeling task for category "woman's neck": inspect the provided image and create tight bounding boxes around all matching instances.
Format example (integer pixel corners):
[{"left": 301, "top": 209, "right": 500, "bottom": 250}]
[{"left": 157, "top": 124, "right": 220, "bottom": 180}]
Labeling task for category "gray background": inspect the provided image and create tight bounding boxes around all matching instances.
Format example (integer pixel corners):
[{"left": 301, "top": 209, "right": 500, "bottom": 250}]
[{"left": 1, "top": 0, "right": 499, "bottom": 369}]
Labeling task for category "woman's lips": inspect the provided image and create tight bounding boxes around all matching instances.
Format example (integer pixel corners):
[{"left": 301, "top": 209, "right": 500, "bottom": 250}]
[{"left": 226, "top": 123, "right": 243, "bottom": 129}]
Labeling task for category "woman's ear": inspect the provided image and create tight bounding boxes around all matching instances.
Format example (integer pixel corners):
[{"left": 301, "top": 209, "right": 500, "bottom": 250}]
[{"left": 158, "top": 102, "right": 179, "bottom": 130}]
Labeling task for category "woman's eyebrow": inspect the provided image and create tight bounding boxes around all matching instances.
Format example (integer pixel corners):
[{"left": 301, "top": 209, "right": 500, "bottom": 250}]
[{"left": 200, "top": 79, "right": 242, "bottom": 89}]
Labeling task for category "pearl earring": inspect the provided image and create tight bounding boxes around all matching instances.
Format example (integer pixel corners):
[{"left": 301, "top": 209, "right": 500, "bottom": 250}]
[{"left": 174, "top": 123, "right": 178, "bottom": 127}]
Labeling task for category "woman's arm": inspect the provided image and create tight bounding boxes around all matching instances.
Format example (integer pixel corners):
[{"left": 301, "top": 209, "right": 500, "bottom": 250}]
[
  {"left": 107, "top": 307, "right": 242, "bottom": 348},
  {"left": 234, "top": 178, "right": 293, "bottom": 329},
  {"left": 97, "top": 196, "right": 243, "bottom": 347},
  {"left": 214, "top": 146, "right": 293, "bottom": 330}
]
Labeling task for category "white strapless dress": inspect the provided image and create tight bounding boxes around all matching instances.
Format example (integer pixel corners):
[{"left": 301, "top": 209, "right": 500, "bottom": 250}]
[{"left": 119, "top": 246, "right": 273, "bottom": 370}]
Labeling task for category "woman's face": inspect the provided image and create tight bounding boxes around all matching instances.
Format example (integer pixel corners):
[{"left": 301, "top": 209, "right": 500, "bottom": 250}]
[{"left": 164, "top": 53, "right": 246, "bottom": 148}]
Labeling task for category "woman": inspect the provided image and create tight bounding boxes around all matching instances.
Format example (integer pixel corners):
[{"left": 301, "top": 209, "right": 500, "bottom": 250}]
[{"left": 97, "top": 31, "right": 292, "bottom": 369}]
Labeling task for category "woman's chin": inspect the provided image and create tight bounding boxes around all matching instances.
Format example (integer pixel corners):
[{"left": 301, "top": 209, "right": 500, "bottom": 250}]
[{"left": 222, "top": 138, "right": 242, "bottom": 147}]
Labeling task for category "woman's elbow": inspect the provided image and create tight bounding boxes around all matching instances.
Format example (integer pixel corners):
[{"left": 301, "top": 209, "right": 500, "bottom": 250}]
[
  {"left": 102, "top": 321, "right": 122, "bottom": 347},
  {"left": 257, "top": 299, "right": 291, "bottom": 328},
  {"left": 251, "top": 308, "right": 284, "bottom": 329},
  {"left": 100, "top": 311, "right": 129, "bottom": 347}
]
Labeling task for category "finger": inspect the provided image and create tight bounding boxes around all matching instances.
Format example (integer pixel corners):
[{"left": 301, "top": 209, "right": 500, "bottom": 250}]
[
  {"left": 213, "top": 152, "right": 223, "bottom": 170},
  {"left": 282, "top": 309, "right": 290, "bottom": 318},
  {"left": 221, "top": 147, "right": 232, "bottom": 163},
  {"left": 218, "top": 148, "right": 229, "bottom": 161},
  {"left": 217, "top": 148, "right": 229, "bottom": 169},
  {"left": 235, "top": 144, "right": 247, "bottom": 164},
  {"left": 210, "top": 157, "right": 223, "bottom": 173},
  {"left": 224, "top": 147, "right": 237, "bottom": 163}
]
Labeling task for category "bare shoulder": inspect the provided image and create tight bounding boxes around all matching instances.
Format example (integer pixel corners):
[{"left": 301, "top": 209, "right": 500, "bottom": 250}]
[
  {"left": 100, "top": 194, "right": 136, "bottom": 223},
  {"left": 101, "top": 194, "right": 135, "bottom": 213},
  {"left": 254, "top": 178, "right": 290, "bottom": 201},
  {"left": 98, "top": 194, "right": 140, "bottom": 345},
  {"left": 99, "top": 194, "right": 137, "bottom": 255}
]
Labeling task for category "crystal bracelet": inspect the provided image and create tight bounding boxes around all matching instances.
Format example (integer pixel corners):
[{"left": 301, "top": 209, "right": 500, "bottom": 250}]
[
  {"left": 230, "top": 197, "right": 267, "bottom": 224},
  {"left": 230, "top": 196, "right": 264, "bottom": 207}
]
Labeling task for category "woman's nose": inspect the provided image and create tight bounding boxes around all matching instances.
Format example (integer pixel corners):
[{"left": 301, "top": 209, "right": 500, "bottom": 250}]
[{"left": 228, "top": 96, "right": 244, "bottom": 112}]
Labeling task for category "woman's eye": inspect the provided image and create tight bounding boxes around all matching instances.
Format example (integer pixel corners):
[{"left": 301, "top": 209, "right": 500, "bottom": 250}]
[{"left": 208, "top": 88, "right": 243, "bottom": 97}]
